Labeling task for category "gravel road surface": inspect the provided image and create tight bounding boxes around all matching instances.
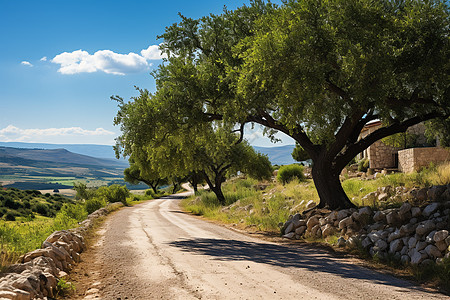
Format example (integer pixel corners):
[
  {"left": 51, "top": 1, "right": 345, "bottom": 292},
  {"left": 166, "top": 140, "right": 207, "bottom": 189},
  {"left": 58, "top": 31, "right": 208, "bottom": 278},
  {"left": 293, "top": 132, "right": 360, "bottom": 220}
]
[{"left": 70, "top": 192, "right": 448, "bottom": 299}]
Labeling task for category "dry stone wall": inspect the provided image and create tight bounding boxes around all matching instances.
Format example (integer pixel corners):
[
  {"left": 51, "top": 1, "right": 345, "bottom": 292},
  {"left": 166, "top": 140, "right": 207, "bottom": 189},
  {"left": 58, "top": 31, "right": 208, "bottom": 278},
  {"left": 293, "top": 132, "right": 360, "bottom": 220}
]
[
  {"left": 398, "top": 147, "right": 450, "bottom": 173},
  {"left": 0, "top": 203, "right": 123, "bottom": 299},
  {"left": 282, "top": 184, "right": 450, "bottom": 266}
]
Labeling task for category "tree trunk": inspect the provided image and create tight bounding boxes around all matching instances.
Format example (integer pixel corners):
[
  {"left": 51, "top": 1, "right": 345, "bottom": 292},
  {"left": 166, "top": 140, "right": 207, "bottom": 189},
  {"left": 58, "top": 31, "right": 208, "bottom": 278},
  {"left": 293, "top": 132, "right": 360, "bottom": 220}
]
[
  {"left": 311, "top": 161, "right": 356, "bottom": 210},
  {"left": 211, "top": 185, "right": 226, "bottom": 205},
  {"left": 150, "top": 184, "right": 158, "bottom": 194}
]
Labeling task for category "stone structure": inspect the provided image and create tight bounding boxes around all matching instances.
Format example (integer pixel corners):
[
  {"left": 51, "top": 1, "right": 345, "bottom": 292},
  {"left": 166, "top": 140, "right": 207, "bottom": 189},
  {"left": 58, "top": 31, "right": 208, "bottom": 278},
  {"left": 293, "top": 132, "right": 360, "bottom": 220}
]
[
  {"left": 398, "top": 147, "right": 450, "bottom": 173},
  {"left": 359, "top": 121, "right": 445, "bottom": 171},
  {"left": 281, "top": 183, "right": 450, "bottom": 266}
]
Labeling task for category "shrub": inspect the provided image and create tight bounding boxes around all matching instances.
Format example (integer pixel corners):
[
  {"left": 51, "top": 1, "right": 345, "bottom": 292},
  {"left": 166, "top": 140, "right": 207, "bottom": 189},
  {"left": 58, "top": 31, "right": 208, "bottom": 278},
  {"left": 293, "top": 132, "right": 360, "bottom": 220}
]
[
  {"left": 34, "top": 203, "right": 50, "bottom": 216},
  {"left": 358, "top": 158, "right": 369, "bottom": 172},
  {"left": 277, "top": 164, "right": 305, "bottom": 184},
  {"left": 4, "top": 211, "right": 16, "bottom": 221},
  {"left": 97, "top": 185, "right": 129, "bottom": 205},
  {"left": 60, "top": 203, "right": 87, "bottom": 221},
  {"left": 85, "top": 198, "right": 106, "bottom": 214}
]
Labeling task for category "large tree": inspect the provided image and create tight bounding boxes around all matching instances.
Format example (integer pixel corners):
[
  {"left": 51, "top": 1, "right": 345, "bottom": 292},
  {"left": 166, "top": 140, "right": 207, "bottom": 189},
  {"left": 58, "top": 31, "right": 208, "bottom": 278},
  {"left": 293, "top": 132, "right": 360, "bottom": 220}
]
[
  {"left": 153, "top": 0, "right": 449, "bottom": 209},
  {"left": 114, "top": 91, "right": 272, "bottom": 204}
]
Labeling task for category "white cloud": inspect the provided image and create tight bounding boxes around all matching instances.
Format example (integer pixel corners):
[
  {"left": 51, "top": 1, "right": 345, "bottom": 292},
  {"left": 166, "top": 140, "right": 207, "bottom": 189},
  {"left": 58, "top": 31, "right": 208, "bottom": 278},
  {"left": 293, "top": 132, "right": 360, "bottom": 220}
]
[
  {"left": 0, "top": 125, "right": 115, "bottom": 143},
  {"left": 51, "top": 44, "right": 166, "bottom": 75},
  {"left": 21, "top": 61, "right": 33, "bottom": 67},
  {"left": 141, "top": 44, "right": 167, "bottom": 60},
  {"left": 40, "top": 56, "right": 47, "bottom": 61}
]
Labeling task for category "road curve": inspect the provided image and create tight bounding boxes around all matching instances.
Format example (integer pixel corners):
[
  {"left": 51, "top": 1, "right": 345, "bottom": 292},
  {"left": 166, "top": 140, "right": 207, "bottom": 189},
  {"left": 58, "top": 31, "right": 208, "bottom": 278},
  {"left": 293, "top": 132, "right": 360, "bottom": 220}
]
[{"left": 72, "top": 192, "right": 447, "bottom": 299}]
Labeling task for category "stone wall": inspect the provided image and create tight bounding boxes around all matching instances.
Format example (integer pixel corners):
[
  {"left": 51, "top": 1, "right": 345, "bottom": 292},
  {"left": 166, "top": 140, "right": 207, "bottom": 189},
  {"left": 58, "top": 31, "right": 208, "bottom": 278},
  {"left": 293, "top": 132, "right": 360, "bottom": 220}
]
[
  {"left": 398, "top": 147, "right": 450, "bottom": 173},
  {"left": 368, "top": 140, "right": 399, "bottom": 169}
]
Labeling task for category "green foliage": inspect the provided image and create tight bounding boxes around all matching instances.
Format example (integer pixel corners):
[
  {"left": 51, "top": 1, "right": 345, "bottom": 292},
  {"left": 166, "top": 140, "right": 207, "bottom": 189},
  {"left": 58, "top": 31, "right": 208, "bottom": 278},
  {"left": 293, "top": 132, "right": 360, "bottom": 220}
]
[
  {"left": 85, "top": 198, "right": 106, "bottom": 214},
  {"left": 55, "top": 278, "right": 75, "bottom": 297},
  {"left": 425, "top": 118, "right": 450, "bottom": 147},
  {"left": 292, "top": 143, "right": 310, "bottom": 162},
  {"left": 382, "top": 132, "right": 418, "bottom": 149},
  {"left": 97, "top": 184, "right": 130, "bottom": 205},
  {"left": 277, "top": 164, "right": 305, "bottom": 184},
  {"left": 59, "top": 203, "right": 88, "bottom": 222},
  {"left": 358, "top": 158, "right": 369, "bottom": 172},
  {"left": 73, "top": 182, "right": 96, "bottom": 200}
]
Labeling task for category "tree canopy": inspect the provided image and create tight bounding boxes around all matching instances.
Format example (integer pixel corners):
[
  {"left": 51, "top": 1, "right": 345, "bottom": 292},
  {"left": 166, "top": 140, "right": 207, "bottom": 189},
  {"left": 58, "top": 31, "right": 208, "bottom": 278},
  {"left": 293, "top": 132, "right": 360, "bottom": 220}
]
[{"left": 115, "top": 0, "right": 449, "bottom": 209}]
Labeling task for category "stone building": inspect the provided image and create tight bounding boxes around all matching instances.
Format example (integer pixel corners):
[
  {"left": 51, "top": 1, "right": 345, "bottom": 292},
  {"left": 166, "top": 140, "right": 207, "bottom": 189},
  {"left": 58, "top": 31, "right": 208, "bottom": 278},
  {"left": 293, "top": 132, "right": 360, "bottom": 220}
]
[{"left": 359, "top": 121, "right": 449, "bottom": 172}]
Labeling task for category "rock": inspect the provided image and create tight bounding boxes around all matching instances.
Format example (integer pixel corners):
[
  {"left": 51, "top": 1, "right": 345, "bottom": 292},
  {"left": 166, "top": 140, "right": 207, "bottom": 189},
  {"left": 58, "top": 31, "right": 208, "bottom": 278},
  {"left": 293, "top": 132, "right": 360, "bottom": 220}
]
[
  {"left": 441, "top": 189, "right": 450, "bottom": 202},
  {"left": 385, "top": 211, "right": 401, "bottom": 226},
  {"left": 399, "top": 202, "right": 412, "bottom": 216},
  {"left": 428, "top": 185, "right": 447, "bottom": 201},
  {"left": 425, "top": 231, "right": 436, "bottom": 243},
  {"left": 295, "top": 226, "right": 306, "bottom": 235},
  {"left": 338, "top": 216, "right": 353, "bottom": 230},
  {"left": 423, "top": 203, "right": 440, "bottom": 217},
  {"left": 401, "top": 255, "right": 410, "bottom": 265},
  {"left": 319, "top": 218, "right": 327, "bottom": 226},
  {"left": 321, "top": 224, "right": 335, "bottom": 238},
  {"left": 416, "top": 188, "right": 428, "bottom": 202},
  {"left": 416, "top": 220, "right": 436, "bottom": 236},
  {"left": 346, "top": 237, "right": 359, "bottom": 248},
  {"left": 425, "top": 245, "right": 442, "bottom": 258},
  {"left": 359, "top": 206, "right": 372, "bottom": 216},
  {"left": 410, "top": 207, "right": 421, "bottom": 218},
  {"left": 305, "top": 200, "right": 316, "bottom": 209},
  {"left": 445, "top": 236, "right": 450, "bottom": 247},
  {"left": 374, "top": 239, "right": 388, "bottom": 252},
  {"left": 362, "top": 237, "right": 372, "bottom": 248},
  {"left": 410, "top": 250, "right": 428, "bottom": 265},
  {"left": 284, "top": 222, "right": 294, "bottom": 234},
  {"left": 388, "top": 230, "right": 403, "bottom": 243},
  {"left": 368, "top": 231, "right": 383, "bottom": 243},
  {"left": 367, "top": 222, "right": 384, "bottom": 232},
  {"left": 373, "top": 211, "right": 386, "bottom": 223},
  {"left": 378, "top": 193, "right": 389, "bottom": 202},
  {"left": 389, "top": 239, "right": 403, "bottom": 253},
  {"left": 400, "top": 246, "right": 408, "bottom": 256},
  {"left": 435, "top": 241, "right": 447, "bottom": 252},
  {"left": 311, "top": 224, "right": 321, "bottom": 237},
  {"left": 415, "top": 241, "right": 428, "bottom": 251},
  {"left": 408, "top": 237, "right": 417, "bottom": 249},
  {"left": 399, "top": 223, "right": 416, "bottom": 236},
  {"left": 337, "top": 237, "right": 346, "bottom": 247},
  {"left": 282, "top": 232, "right": 295, "bottom": 239},
  {"left": 306, "top": 217, "right": 320, "bottom": 231},
  {"left": 336, "top": 209, "right": 350, "bottom": 221},
  {"left": 433, "top": 230, "right": 449, "bottom": 242}
]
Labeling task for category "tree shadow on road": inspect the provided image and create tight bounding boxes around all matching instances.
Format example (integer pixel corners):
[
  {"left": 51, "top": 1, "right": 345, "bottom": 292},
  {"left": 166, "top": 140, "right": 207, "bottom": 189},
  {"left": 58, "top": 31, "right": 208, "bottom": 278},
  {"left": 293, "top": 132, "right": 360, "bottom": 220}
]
[{"left": 169, "top": 238, "right": 441, "bottom": 296}]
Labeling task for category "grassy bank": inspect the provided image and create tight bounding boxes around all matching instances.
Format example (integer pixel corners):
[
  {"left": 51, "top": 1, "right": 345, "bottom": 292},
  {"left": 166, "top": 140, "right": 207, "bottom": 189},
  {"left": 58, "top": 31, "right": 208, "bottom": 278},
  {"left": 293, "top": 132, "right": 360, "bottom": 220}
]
[{"left": 182, "top": 163, "right": 450, "bottom": 232}]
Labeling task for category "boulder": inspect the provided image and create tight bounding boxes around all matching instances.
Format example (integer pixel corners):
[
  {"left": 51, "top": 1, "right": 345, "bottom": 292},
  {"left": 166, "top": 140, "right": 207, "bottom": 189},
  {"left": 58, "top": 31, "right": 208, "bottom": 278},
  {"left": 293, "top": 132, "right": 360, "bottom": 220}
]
[
  {"left": 306, "top": 217, "right": 320, "bottom": 231},
  {"left": 374, "top": 239, "right": 388, "bottom": 252},
  {"left": 284, "top": 222, "right": 295, "bottom": 234},
  {"left": 321, "top": 224, "right": 335, "bottom": 238},
  {"left": 311, "top": 224, "right": 321, "bottom": 237},
  {"left": 337, "top": 237, "right": 346, "bottom": 247},
  {"left": 373, "top": 211, "right": 386, "bottom": 223},
  {"left": 389, "top": 239, "right": 403, "bottom": 253},
  {"left": 410, "top": 250, "right": 428, "bottom": 265},
  {"left": 336, "top": 209, "right": 350, "bottom": 221},
  {"left": 415, "top": 241, "right": 428, "bottom": 251},
  {"left": 428, "top": 185, "right": 447, "bottom": 201},
  {"left": 445, "top": 236, "right": 450, "bottom": 247},
  {"left": 433, "top": 230, "right": 449, "bottom": 243},
  {"left": 282, "top": 232, "right": 295, "bottom": 239},
  {"left": 408, "top": 237, "right": 417, "bottom": 249},
  {"left": 399, "top": 223, "right": 416, "bottom": 236},
  {"left": 362, "top": 237, "right": 372, "bottom": 248},
  {"left": 401, "top": 255, "right": 410, "bottom": 265},
  {"left": 338, "top": 216, "right": 353, "bottom": 230},
  {"left": 425, "top": 245, "right": 442, "bottom": 258},
  {"left": 399, "top": 202, "right": 412, "bottom": 216},
  {"left": 410, "top": 207, "right": 421, "bottom": 218},
  {"left": 378, "top": 193, "right": 389, "bottom": 202},
  {"left": 295, "top": 226, "right": 306, "bottom": 235},
  {"left": 385, "top": 211, "right": 401, "bottom": 226},
  {"left": 416, "top": 188, "right": 428, "bottom": 202},
  {"left": 425, "top": 231, "right": 436, "bottom": 243},
  {"left": 435, "top": 241, "right": 447, "bottom": 252},
  {"left": 305, "top": 200, "right": 316, "bottom": 209},
  {"left": 423, "top": 203, "right": 440, "bottom": 217},
  {"left": 416, "top": 220, "right": 436, "bottom": 236}
]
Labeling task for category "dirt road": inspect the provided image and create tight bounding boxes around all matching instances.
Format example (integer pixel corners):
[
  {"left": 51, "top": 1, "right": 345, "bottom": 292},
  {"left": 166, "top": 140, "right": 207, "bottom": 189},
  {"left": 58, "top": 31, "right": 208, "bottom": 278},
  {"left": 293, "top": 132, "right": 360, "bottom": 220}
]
[{"left": 70, "top": 192, "right": 447, "bottom": 299}]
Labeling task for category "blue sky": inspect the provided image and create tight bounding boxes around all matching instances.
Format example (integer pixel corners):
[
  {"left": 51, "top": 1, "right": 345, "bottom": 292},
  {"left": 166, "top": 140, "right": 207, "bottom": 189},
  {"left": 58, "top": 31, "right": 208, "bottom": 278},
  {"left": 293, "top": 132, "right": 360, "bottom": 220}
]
[{"left": 0, "top": 0, "right": 293, "bottom": 147}]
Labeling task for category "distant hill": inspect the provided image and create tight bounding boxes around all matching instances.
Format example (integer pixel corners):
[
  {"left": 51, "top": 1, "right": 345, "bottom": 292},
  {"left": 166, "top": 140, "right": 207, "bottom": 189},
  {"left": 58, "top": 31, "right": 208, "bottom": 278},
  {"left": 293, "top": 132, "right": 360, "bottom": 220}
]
[
  {"left": 0, "top": 142, "right": 298, "bottom": 166},
  {"left": 253, "top": 145, "right": 296, "bottom": 165},
  {"left": 0, "top": 142, "right": 117, "bottom": 160},
  {"left": 0, "top": 146, "right": 127, "bottom": 177}
]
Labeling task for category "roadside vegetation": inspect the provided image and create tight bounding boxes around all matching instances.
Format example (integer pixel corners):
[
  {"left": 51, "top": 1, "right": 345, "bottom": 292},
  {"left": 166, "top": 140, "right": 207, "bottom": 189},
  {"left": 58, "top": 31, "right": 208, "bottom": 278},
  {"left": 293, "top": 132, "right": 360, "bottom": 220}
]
[{"left": 0, "top": 183, "right": 166, "bottom": 270}]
